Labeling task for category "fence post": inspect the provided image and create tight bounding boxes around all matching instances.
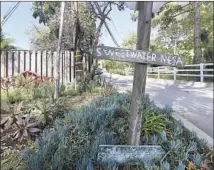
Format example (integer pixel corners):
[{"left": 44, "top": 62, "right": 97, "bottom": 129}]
[
  {"left": 200, "top": 63, "right": 204, "bottom": 83},
  {"left": 157, "top": 67, "right": 160, "bottom": 79},
  {"left": 173, "top": 67, "right": 176, "bottom": 81}
]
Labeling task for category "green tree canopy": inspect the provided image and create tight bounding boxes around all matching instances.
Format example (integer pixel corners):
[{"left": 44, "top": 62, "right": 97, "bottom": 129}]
[
  {"left": 124, "top": 2, "right": 213, "bottom": 64},
  {"left": 0, "top": 32, "right": 16, "bottom": 50}
]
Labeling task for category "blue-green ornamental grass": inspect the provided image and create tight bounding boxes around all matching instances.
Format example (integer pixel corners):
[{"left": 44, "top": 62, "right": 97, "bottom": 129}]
[{"left": 20, "top": 93, "right": 212, "bottom": 170}]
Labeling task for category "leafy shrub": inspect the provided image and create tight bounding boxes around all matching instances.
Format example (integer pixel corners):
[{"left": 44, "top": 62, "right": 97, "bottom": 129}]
[
  {"left": 110, "top": 69, "right": 127, "bottom": 76},
  {"left": 103, "top": 60, "right": 127, "bottom": 72},
  {"left": 141, "top": 108, "right": 171, "bottom": 143}
]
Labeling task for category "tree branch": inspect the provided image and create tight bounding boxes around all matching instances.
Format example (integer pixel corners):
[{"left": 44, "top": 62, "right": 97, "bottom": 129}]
[
  {"left": 170, "top": 9, "right": 193, "bottom": 18},
  {"left": 104, "top": 21, "right": 120, "bottom": 47}
]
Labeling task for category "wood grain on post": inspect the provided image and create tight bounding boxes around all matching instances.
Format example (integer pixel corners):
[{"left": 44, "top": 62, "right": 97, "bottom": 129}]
[
  {"left": 29, "top": 51, "right": 32, "bottom": 71},
  {"left": 46, "top": 51, "right": 48, "bottom": 77},
  {"left": 12, "top": 51, "right": 14, "bottom": 76},
  {"left": 35, "top": 52, "right": 38, "bottom": 73},
  {"left": 128, "top": 2, "right": 153, "bottom": 145},
  {"left": 5, "top": 51, "right": 9, "bottom": 78},
  {"left": 18, "top": 51, "right": 20, "bottom": 73},
  {"left": 40, "top": 51, "right": 43, "bottom": 77}
]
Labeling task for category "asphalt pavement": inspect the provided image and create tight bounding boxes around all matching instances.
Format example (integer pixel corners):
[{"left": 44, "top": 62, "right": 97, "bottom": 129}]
[{"left": 102, "top": 71, "right": 213, "bottom": 138}]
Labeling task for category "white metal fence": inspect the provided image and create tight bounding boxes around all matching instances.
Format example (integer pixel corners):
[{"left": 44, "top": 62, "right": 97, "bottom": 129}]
[{"left": 147, "top": 63, "right": 214, "bottom": 83}]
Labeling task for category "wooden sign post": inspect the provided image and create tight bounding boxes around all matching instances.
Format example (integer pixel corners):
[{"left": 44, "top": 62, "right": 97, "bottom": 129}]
[
  {"left": 93, "top": 1, "right": 184, "bottom": 145},
  {"left": 93, "top": 1, "right": 184, "bottom": 166}
]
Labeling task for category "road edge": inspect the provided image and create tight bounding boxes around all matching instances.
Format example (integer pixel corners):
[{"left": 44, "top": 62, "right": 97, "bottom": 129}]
[{"left": 172, "top": 112, "right": 213, "bottom": 150}]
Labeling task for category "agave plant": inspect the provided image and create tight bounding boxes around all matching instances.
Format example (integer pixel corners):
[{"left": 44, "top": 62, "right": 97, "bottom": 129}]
[
  {"left": 31, "top": 100, "right": 54, "bottom": 125},
  {"left": 11, "top": 114, "right": 41, "bottom": 142},
  {"left": 1, "top": 115, "right": 16, "bottom": 133},
  {"left": 0, "top": 101, "right": 27, "bottom": 132}
]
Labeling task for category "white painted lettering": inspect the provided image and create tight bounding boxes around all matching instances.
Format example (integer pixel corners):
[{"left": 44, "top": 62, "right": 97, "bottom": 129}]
[
  {"left": 142, "top": 52, "right": 146, "bottom": 60},
  {"left": 120, "top": 50, "right": 125, "bottom": 58},
  {"left": 115, "top": 50, "right": 120, "bottom": 57},
  {"left": 152, "top": 53, "right": 156, "bottom": 62},
  {"left": 147, "top": 52, "right": 151, "bottom": 61},
  {"left": 176, "top": 57, "right": 183, "bottom": 66},
  {"left": 130, "top": 51, "right": 138, "bottom": 58},
  {"left": 125, "top": 50, "right": 130, "bottom": 58},
  {"left": 104, "top": 49, "right": 115, "bottom": 56},
  {"left": 137, "top": 52, "right": 142, "bottom": 59},
  {"left": 167, "top": 55, "right": 172, "bottom": 65},
  {"left": 171, "top": 56, "right": 176, "bottom": 65},
  {"left": 96, "top": 48, "right": 102, "bottom": 56},
  {"left": 161, "top": 55, "right": 167, "bottom": 63}
]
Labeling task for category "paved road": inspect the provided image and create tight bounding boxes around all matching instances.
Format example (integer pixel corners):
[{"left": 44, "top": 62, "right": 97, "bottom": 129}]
[{"left": 102, "top": 71, "right": 213, "bottom": 138}]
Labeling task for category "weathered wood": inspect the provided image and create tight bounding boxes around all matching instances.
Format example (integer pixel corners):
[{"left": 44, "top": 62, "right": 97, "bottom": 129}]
[
  {"left": 128, "top": 2, "right": 153, "bottom": 145},
  {"left": 40, "top": 51, "right": 43, "bottom": 77},
  {"left": 93, "top": 46, "right": 184, "bottom": 68},
  {"left": 98, "top": 145, "right": 165, "bottom": 165},
  {"left": 71, "top": 51, "right": 74, "bottom": 82},
  {"left": 69, "top": 51, "right": 72, "bottom": 82},
  {"left": 46, "top": 51, "right": 48, "bottom": 77},
  {"left": 35, "top": 52, "right": 38, "bottom": 73},
  {"left": 24, "top": 51, "right": 26, "bottom": 71},
  {"left": 5, "top": 51, "right": 8, "bottom": 77},
  {"left": 51, "top": 52, "right": 54, "bottom": 78},
  {"left": 12, "top": 52, "right": 15, "bottom": 76},
  {"left": 18, "top": 51, "right": 20, "bottom": 73},
  {"left": 29, "top": 51, "right": 32, "bottom": 71}
]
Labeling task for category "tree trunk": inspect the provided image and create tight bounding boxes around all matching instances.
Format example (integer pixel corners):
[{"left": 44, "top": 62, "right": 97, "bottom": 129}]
[
  {"left": 128, "top": 2, "right": 153, "bottom": 145},
  {"left": 54, "top": 1, "right": 65, "bottom": 99},
  {"left": 74, "top": 2, "right": 83, "bottom": 83},
  {"left": 192, "top": 2, "right": 202, "bottom": 64},
  {"left": 88, "top": 19, "right": 105, "bottom": 80}
]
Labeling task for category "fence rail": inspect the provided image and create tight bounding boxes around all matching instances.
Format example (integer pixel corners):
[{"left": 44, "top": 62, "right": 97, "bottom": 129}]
[
  {"left": 147, "top": 63, "right": 213, "bottom": 83},
  {"left": 1, "top": 50, "right": 75, "bottom": 84}
]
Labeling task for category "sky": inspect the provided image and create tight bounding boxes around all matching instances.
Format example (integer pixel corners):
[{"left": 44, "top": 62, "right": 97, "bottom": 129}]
[
  {"left": 1, "top": 2, "right": 40, "bottom": 49},
  {"left": 1, "top": 2, "right": 157, "bottom": 50},
  {"left": 1, "top": 2, "right": 139, "bottom": 50}
]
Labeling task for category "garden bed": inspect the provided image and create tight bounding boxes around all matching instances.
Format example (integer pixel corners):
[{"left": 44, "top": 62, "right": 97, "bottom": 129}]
[{"left": 1, "top": 75, "right": 213, "bottom": 170}]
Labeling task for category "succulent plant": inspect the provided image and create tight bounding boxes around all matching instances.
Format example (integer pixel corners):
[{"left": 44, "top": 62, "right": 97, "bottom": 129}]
[
  {"left": 1, "top": 115, "right": 16, "bottom": 133},
  {"left": 176, "top": 160, "right": 186, "bottom": 170},
  {"left": 1, "top": 101, "right": 30, "bottom": 132},
  {"left": 161, "top": 160, "right": 170, "bottom": 170},
  {"left": 11, "top": 114, "right": 41, "bottom": 142},
  {"left": 31, "top": 100, "right": 54, "bottom": 125}
]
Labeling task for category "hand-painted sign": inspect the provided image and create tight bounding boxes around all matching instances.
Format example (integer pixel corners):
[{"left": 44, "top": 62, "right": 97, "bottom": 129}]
[
  {"left": 93, "top": 46, "right": 184, "bottom": 67},
  {"left": 98, "top": 145, "right": 165, "bottom": 165}
]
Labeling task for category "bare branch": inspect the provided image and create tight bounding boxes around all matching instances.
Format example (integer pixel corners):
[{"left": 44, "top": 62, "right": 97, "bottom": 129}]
[{"left": 104, "top": 21, "right": 120, "bottom": 47}]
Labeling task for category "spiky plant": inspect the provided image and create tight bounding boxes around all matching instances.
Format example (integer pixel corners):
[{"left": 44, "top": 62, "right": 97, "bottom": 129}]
[
  {"left": 0, "top": 101, "right": 28, "bottom": 132},
  {"left": 31, "top": 100, "right": 54, "bottom": 125},
  {"left": 11, "top": 114, "right": 41, "bottom": 142}
]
